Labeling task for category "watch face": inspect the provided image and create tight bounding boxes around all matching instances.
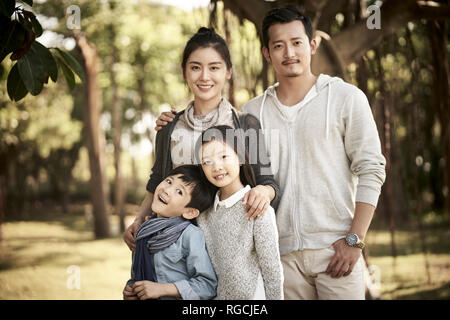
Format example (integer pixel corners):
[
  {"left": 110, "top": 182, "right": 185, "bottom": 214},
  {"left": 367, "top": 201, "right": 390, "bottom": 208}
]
[{"left": 346, "top": 234, "right": 358, "bottom": 245}]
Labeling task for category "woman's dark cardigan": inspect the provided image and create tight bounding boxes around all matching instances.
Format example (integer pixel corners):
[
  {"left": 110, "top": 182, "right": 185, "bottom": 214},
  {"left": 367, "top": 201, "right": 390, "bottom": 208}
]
[{"left": 146, "top": 108, "right": 280, "bottom": 211}]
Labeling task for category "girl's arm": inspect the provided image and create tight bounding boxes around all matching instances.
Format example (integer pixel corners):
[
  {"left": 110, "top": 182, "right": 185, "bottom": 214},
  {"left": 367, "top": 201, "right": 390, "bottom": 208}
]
[{"left": 253, "top": 206, "right": 284, "bottom": 300}]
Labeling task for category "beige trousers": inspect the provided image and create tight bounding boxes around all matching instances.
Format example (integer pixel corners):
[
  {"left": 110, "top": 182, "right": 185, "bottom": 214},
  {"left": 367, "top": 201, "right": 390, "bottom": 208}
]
[{"left": 281, "top": 246, "right": 365, "bottom": 300}]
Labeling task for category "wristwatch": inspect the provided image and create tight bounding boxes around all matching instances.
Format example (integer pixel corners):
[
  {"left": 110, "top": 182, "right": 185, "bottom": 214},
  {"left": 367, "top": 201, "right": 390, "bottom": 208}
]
[{"left": 345, "top": 233, "right": 365, "bottom": 249}]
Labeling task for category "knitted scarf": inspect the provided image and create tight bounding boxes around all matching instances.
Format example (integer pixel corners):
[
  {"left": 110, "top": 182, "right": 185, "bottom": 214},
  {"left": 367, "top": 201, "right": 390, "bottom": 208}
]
[
  {"left": 132, "top": 215, "right": 191, "bottom": 282},
  {"left": 181, "top": 98, "right": 234, "bottom": 131}
]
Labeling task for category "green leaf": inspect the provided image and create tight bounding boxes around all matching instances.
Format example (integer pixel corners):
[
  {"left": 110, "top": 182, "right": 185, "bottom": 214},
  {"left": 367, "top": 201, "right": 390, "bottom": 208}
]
[
  {"left": 0, "top": 0, "right": 15, "bottom": 17},
  {"left": 31, "top": 16, "right": 42, "bottom": 37},
  {"left": 7, "top": 63, "right": 29, "bottom": 101},
  {"left": 0, "top": 19, "right": 27, "bottom": 63},
  {"left": 21, "top": 0, "right": 34, "bottom": 6},
  {"left": 55, "top": 48, "right": 85, "bottom": 82},
  {"left": 33, "top": 41, "right": 58, "bottom": 82},
  {"left": 57, "top": 56, "right": 75, "bottom": 90},
  {"left": 17, "top": 42, "right": 46, "bottom": 95}
]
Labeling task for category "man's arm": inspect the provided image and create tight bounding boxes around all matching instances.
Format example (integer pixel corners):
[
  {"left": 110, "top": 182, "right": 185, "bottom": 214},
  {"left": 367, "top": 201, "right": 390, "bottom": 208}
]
[{"left": 325, "top": 88, "right": 386, "bottom": 278}]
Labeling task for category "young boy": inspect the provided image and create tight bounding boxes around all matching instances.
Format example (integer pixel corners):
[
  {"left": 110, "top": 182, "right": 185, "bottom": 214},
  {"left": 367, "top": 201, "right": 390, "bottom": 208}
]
[{"left": 123, "top": 165, "right": 218, "bottom": 300}]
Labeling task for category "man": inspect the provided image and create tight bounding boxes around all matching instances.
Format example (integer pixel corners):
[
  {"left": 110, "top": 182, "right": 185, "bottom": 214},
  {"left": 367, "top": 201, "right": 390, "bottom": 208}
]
[
  {"left": 152, "top": 5, "right": 386, "bottom": 300},
  {"left": 240, "top": 6, "right": 386, "bottom": 299}
]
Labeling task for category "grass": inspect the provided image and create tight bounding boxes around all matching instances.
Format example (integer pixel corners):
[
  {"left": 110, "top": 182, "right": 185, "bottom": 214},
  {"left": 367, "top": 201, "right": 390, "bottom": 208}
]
[
  {"left": 0, "top": 204, "right": 449, "bottom": 300},
  {"left": 0, "top": 207, "right": 135, "bottom": 300},
  {"left": 364, "top": 225, "right": 450, "bottom": 299}
]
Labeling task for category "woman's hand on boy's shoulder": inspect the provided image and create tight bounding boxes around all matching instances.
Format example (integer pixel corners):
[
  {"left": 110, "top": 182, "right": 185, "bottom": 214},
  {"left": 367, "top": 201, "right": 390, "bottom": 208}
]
[{"left": 242, "top": 185, "right": 272, "bottom": 220}]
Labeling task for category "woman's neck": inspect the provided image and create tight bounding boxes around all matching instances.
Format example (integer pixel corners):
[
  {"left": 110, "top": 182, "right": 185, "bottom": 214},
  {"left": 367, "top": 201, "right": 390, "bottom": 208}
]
[
  {"left": 219, "top": 179, "right": 245, "bottom": 201},
  {"left": 193, "top": 95, "right": 223, "bottom": 116}
]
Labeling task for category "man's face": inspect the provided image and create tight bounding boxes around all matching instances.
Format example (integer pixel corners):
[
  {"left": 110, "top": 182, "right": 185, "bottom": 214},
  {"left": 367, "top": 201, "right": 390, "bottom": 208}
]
[
  {"left": 263, "top": 20, "right": 316, "bottom": 79},
  {"left": 151, "top": 174, "right": 195, "bottom": 218}
]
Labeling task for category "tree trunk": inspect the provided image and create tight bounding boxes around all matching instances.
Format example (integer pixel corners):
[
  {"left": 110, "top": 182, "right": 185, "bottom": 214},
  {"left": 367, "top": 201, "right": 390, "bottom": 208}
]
[
  {"left": 0, "top": 172, "right": 5, "bottom": 242},
  {"left": 111, "top": 58, "right": 125, "bottom": 233},
  {"left": 429, "top": 21, "right": 450, "bottom": 220},
  {"left": 76, "top": 34, "right": 111, "bottom": 239},
  {"left": 224, "top": 9, "right": 235, "bottom": 107},
  {"left": 375, "top": 47, "right": 397, "bottom": 260}
]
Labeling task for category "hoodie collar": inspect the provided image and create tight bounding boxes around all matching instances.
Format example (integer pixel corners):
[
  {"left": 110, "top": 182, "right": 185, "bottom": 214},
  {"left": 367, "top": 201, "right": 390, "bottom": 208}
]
[{"left": 259, "top": 74, "right": 343, "bottom": 140}]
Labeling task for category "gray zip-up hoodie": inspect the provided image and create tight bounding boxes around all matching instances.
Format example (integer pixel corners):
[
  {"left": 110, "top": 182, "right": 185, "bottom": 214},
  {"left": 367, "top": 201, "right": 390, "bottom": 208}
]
[{"left": 242, "top": 74, "right": 386, "bottom": 255}]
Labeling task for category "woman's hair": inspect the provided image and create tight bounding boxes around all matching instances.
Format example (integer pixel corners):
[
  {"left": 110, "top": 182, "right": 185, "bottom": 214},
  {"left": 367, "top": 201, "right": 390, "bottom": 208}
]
[
  {"left": 181, "top": 27, "right": 232, "bottom": 78},
  {"left": 194, "top": 125, "right": 256, "bottom": 188}
]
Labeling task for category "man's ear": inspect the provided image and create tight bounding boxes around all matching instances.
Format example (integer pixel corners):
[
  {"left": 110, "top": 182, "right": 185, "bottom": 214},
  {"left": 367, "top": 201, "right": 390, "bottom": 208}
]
[
  {"left": 310, "top": 38, "right": 318, "bottom": 55},
  {"left": 182, "top": 208, "right": 200, "bottom": 220},
  {"left": 262, "top": 47, "right": 271, "bottom": 63}
]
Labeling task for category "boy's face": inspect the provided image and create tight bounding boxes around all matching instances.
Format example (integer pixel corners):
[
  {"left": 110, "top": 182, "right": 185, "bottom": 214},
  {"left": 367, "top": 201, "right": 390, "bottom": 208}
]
[
  {"left": 152, "top": 174, "right": 196, "bottom": 219},
  {"left": 263, "top": 20, "right": 317, "bottom": 79}
]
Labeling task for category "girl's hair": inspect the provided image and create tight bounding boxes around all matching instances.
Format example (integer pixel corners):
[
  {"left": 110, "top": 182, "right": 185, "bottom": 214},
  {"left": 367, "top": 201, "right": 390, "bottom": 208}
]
[
  {"left": 181, "top": 27, "right": 232, "bottom": 78},
  {"left": 195, "top": 125, "right": 256, "bottom": 188}
]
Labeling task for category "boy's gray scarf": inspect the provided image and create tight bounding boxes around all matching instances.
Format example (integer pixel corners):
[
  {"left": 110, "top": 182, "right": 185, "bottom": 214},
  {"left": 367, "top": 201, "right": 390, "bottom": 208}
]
[{"left": 136, "top": 215, "right": 191, "bottom": 254}]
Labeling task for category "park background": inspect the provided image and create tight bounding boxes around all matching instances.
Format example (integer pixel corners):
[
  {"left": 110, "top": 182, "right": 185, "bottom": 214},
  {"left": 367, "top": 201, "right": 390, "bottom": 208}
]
[{"left": 0, "top": 0, "right": 449, "bottom": 299}]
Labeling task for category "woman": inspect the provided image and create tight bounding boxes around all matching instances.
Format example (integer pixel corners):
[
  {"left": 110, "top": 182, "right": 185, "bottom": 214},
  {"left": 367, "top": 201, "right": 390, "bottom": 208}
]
[{"left": 124, "top": 27, "right": 279, "bottom": 252}]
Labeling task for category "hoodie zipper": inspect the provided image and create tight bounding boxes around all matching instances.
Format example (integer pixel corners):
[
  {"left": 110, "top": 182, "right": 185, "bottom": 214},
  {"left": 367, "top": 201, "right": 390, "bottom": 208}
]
[{"left": 288, "top": 126, "right": 301, "bottom": 250}]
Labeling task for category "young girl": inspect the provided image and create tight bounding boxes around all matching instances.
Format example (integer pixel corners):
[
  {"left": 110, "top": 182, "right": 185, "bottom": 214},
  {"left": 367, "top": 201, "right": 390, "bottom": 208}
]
[
  {"left": 124, "top": 27, "right": 280, "bottom": 252},
  {"left": 195, "top": 125, "right": 284, "bottom": 300}
]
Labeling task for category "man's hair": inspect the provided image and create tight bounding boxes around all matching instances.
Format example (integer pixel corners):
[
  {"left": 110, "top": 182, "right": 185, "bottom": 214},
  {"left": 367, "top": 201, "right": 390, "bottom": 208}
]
[
  {"left": 262, "top": 5, "right": 313, "bottom": 49},
  {"left": 167, "top": 164, "right": 217, "bottom": 213}
]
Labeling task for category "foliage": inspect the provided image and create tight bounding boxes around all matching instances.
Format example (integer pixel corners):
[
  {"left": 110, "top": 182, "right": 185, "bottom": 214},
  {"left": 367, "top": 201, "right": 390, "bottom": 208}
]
[{"left": 0, "top": 0, "right": 84, "bottom": 101}]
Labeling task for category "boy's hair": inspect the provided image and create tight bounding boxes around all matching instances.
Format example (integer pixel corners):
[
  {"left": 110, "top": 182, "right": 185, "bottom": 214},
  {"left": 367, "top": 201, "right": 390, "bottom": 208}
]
[
  {"left": 262, "top": 5, "right": 313, "bottom": 49},
  {"left": 167, "top": 164, "right": 217, "bottom": 213}
]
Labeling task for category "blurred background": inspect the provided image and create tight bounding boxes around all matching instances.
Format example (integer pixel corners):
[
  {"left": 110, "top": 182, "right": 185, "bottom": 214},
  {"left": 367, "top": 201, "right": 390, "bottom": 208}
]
[{"left": 0, "top": 0, "right": 449, "bottom": 299}]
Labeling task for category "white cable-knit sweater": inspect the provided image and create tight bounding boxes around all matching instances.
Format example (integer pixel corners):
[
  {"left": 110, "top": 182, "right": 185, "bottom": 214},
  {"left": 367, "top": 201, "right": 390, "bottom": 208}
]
[{"left": 197, "top": 186, "right": 284, "bottom": 300}]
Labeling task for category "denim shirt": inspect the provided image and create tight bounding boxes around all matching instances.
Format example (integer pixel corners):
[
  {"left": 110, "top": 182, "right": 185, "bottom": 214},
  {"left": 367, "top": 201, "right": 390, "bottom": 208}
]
[{"left": 127, "top": 224, "right": 217, "bottom": 300}]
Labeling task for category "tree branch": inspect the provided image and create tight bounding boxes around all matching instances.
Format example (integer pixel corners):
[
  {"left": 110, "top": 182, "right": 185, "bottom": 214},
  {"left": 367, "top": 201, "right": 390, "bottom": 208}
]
[{"left": 333, "top": 0, "right": 450, "bottom": 65}]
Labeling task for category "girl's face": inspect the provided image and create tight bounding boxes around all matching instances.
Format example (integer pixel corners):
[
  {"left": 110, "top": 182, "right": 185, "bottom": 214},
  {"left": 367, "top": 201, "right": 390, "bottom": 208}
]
[
  {"left": 200, "top": 140, "right": 241, "bottom": 189},
  {"left": 184, "top": 47, "right": 232, "bottom": 106}
]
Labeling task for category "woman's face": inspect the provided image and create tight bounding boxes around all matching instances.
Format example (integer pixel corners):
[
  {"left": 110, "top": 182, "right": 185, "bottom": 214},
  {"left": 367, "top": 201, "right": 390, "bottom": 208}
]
[
  {"left": 200, "top": 140, "right": 240, "bottom": 189},
  {"left": 184, "top": 47, "right": 232, "bottom": 106}
]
